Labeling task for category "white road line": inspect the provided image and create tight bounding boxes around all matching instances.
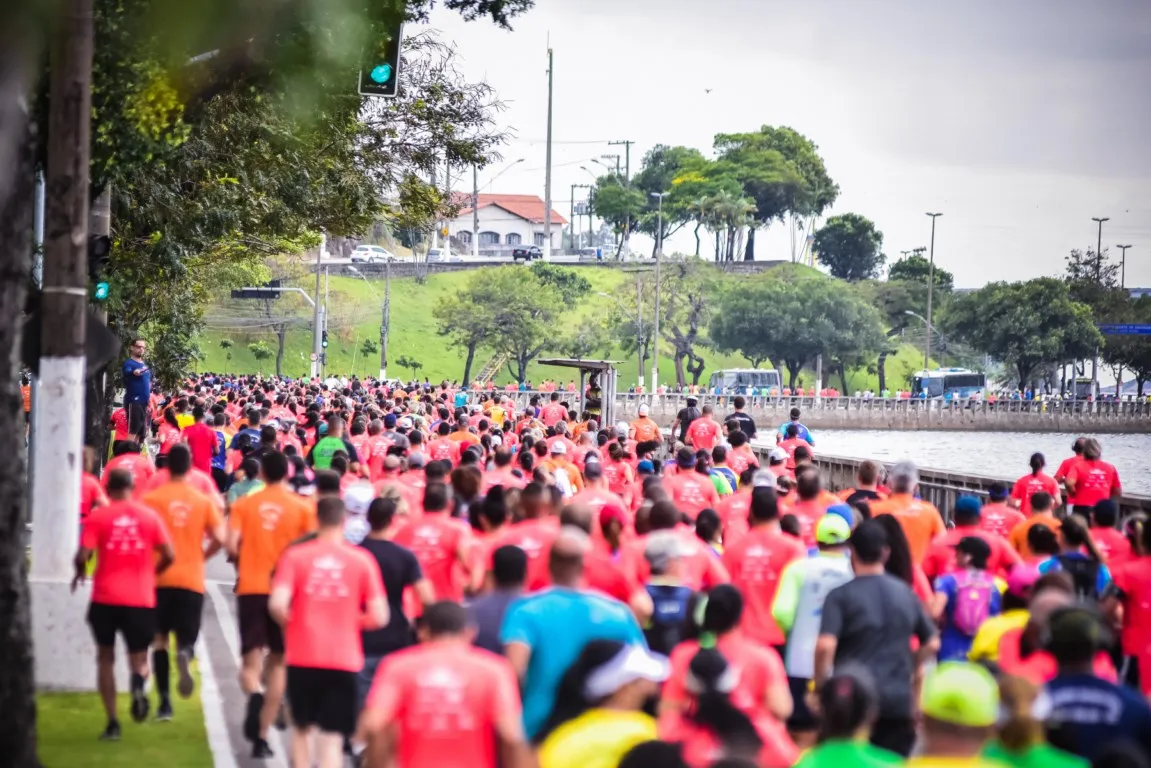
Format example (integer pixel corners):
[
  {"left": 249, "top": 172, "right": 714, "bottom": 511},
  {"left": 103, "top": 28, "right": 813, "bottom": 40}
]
[
  {"left": 196, "top": 634, "right": 240, "bottom": 768},
  {"left": 205, "top": 581, "right": 291, "bottom": 768}
]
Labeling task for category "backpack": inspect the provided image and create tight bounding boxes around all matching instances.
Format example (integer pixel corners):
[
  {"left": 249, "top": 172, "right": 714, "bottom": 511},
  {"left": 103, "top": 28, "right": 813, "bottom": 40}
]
[
  {"left": 950, "top": 570, "right": 995, "bottom": 637},
  {"left": 1056, "top": 554, "right": 1101, "bottom": 601},
  {"left": 644, "top": 583, "right": 694, "bottom": 656}
]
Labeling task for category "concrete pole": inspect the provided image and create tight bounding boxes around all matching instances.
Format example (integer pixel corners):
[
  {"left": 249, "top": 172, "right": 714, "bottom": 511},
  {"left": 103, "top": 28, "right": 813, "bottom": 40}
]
[
  {"left": 543, "top": 46, "right": 554, "bottom": 261},
  {"left": 472, "top": 165, "right": 480, "bottom": 259},
  {"left": 652, "top": 194, "right": 664, "bottom": 392},
  {"left": 381, "top": 258, "right": 390, "bottom": 381},
  {"left": 311, "top": 237, "right": 323, "bottom": 379},
  {"left": 33, "top": 0, "right": 94, "bottom": 580},
  {"left": 924, "top": 212, "right": 942, "bottom": 371}
]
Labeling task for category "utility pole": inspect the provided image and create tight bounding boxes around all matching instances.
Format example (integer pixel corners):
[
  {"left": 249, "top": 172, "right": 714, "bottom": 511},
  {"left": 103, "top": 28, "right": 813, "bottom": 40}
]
[
  {"left": 610, "top": 139, "right": 634, "bottom": 259},
  {"left": 322, "top": 264, "right": 330, "bottom": 379},
  {"left": 381, "top": 258, "right": 390, "bottom": 380},
  {"left": 1091, "top": 216, "right": 1109, "bottom": 393},
  {"left": 33, "top": 0, "right": 94, "bottom": 582},
  {"left": 472, "top": 165, "right": 480, "bottom": 259},
  {"left": 543, "top": 45, "right": 554, "bottom": 261},
  {"left": 924, "top": 212, "right": 942, "bottom": 371},
  {"left": 311, "top": 237, "right": 323, "bottom": 378},
  {"left": 569, "top": 184, "right": 576, "bottom": 249},
  {"left": 651, "top": 192, "right": 666, "bottom": 392},
  {"left": 636, "top": 271, "right": 643, "bottom": 387},
  {"left": 587, "top": 188, "right": 594, "bottom": 249}
]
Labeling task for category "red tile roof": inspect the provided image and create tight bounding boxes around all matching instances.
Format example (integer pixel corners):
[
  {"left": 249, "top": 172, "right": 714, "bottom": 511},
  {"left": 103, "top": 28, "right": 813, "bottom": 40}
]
[{"left": 453, "top": 193, "right": 567, "bottom": 225}]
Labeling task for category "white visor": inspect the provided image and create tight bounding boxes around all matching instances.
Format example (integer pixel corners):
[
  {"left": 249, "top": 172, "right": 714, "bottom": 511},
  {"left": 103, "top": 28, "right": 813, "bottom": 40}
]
[{"left": 583, "top": 645, "right": 670, "bottom": 701}]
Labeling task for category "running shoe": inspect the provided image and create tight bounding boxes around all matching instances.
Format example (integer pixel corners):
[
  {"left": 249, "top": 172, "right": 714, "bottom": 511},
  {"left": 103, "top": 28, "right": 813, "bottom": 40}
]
[
  {"left": 156, "top": 699, "right": 173, "bottom": 722},
  {"left": 252, "top": 738, "right": 274, "bottom": 759},
  {"left": 130, "top": 673, "right": 150, "bottom": 723},
  {"left": 99, "top": 721, "right": 121, "bottom": 741},
  {"left": 176, "top": 647, "right": 195, "bottom": 698},
  {"left": 243, "top": 692, "right": 265, "bottom": 743}
]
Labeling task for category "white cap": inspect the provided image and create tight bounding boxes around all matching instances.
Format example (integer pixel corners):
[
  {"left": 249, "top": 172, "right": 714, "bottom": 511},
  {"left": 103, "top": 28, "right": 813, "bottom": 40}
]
[
  {"left": 768, "top": 447, "right": 789, "bottom": 463},
  {"left": 583, "top": 644, "right": 670, "bottom": 701},
  {"left": 638, "top": 404, "right": 649, "bottom": 416},
  {"left": 399, "top": 417, "right": 413, "bottom": 430},
  {"left": 751, "top": 469, "right": 777, "bottom": 488},
  {"left": 615, "top": 421, "right": 630, "bottom": 438},
  {"left": 550, "top": 441, "right": 567, "bottom": 454}
]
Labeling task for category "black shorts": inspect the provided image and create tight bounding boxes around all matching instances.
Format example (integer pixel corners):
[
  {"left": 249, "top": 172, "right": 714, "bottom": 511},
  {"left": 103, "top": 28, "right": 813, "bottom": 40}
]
[
  {"left": 787, "top": 676, "right": 817, "bottom": 732},
  {"left": 127, "top": 402, "right": 150, "bottom": 442},
  {"left": 156, "top": 588, "right": 205, "bottom": 649},
  {"left": 237, "top": 594, "right": 284, "bottom": 655},
  {"left": 287, "top": 667, "right": 358, "bottom": 735},
  {"left": 88, "top": 602, "right": 155, "bottom": 653}
]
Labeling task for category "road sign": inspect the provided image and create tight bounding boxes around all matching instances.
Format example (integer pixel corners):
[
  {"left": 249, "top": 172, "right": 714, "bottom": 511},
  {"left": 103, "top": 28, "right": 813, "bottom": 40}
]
[
  {"left": 310, "top": 353, "right": 318, "bottom": 362},
  {"left": 1099, "top": 324, "right": 1151, "bottom": 336}
]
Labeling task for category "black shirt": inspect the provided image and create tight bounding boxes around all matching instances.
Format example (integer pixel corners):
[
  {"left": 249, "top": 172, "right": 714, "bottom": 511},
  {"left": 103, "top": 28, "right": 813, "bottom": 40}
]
[
  {"left": 359, "top": 538, "right": 424, "bottom": 656},
  {"left": 841, "top": 488, "right": 882, "bottom": 508},
  {"left": 726, "top": 411, "right": 757, "bottom": 440},
  {"left": 676, "top": 406, "right": 700, "bottom": 443}
]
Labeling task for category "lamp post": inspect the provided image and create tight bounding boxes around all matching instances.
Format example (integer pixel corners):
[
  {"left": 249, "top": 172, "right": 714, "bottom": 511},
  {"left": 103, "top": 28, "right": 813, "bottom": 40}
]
[
  {"left": 348, "top": 266, "right": 389, "bottom": 381},
  {"left": 1090, "top": 216, "right": 1110, "bottom": 393},
  {"left": 924, "top": 212, "right": 943, "bottom": 370},
  {"left": 1117, "top": 244, "right": 1132, "bottom": 289},
  {"left": 599, "top": 290, "right": 645, "bottom": 384},
  {"left": 905, "top": 310, "right": 940, "bottom": 368},
  {"left": 650, "top": 192, "right": 667, "bottom": 392}
]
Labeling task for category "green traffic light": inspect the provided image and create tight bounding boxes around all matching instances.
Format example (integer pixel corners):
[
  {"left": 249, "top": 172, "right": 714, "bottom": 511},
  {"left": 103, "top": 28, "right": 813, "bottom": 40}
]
[
  {"left": 94, "top": 282, "right": 110, "bottom": 301},
  {"left": 370, "top": 63, "right": 393, "bottom": 84}
]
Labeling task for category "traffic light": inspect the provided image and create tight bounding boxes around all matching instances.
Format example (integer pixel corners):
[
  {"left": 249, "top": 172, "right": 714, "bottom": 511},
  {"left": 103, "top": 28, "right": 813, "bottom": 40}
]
[
  {"left": 358, "top": 22, "right": 404, "bottom": 98},
  {"left": 230, "top": 279, "right": 283, "bottom": 301},
  {"left": 89, "top": 235, "right": 111, "bottom": 300},
  {"left": 94, "top": 282, "right": 110, "bottom": 301},
  {"left": 322, "top": 330, "right": 329, "bottom": 348}
]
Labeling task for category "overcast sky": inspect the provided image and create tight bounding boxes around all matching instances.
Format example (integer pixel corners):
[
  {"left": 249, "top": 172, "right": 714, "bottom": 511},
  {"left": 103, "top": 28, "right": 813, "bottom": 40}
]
[{"left": 427, "top": 0, "right": 1151, "bottom": 288}]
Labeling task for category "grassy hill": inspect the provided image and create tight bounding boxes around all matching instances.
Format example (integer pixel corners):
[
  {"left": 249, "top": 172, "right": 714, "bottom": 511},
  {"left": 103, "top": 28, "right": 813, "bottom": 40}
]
[{"left": 196, "top": 263, "right": 928, "bottom": 391}]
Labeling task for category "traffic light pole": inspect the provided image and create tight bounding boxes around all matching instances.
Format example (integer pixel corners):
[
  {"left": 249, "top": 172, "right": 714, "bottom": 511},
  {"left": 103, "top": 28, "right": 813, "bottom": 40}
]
[{"left": 311, "top": 237, "right": 323, "bottom": 378}]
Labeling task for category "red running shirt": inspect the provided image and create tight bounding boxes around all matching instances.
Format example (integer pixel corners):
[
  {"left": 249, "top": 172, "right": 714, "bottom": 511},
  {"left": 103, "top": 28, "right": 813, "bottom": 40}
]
[{"left": 82, "top": 500, "right": 170, "bottom": 607}]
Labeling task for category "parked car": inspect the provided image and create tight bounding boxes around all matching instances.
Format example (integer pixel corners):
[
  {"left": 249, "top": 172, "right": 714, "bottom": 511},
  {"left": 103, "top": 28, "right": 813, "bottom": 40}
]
[
  {"left": 351, "top": 245, "right": 398, "bottom": 263},
  {"left": 427, "top": 248, "right": 458, "bottom": 263},
  {"left": 512, "top": 245, "right": 543, "bottom": 262}
]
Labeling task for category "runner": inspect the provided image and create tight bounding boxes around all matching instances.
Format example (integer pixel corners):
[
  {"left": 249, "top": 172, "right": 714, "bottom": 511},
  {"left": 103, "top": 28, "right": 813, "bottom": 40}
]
[
  {"left": 269, "top": 496, "right": 388, "bottom": 768},
  {"left": 930, "top": 537, "right": 1001, "bottom": 662},
  {"left": 225, "top": 450, "right": 316, "bottom": 758},
  {"left": 684, "top": 405, "right": 721, "bottom": 452},
  {"left": 908, "top": 662, "right": 1003, "bottom": 768},
  {"left": 661, "top": 449, "right": 720, "bottom": 521},
  {"left": 467, "top": 544, "right": 528, "bottom": 654},
  {"left": 628, "top": 404, "right": 661, "bottom": 443},
  {"left": 392, "top": 483, "right": 474, "bottom": 602},
  {"left": 837, "top": 460, "right": 886, "bottom": 508},
  {"left": 1064, "top": 438, "right": 1122, "bottom": 511},
  {"left": 360, "top": 601, "right": 530, "bottom": 768},
  {"left": 980, "top": 483, "right": 1026, "bottom": 536},
  {"left": 140, "top": 445, "right": 224, "bottom": 720},
  {"left": 867, "top": 460, "right": 944, "bottom": 565},
  {"left": 921, "top": 495, "right": 1021, "bottom": 580},
  {"left": 724, "top": 395, "right": 757, "bottom": 441},
  {"left": 672, "top": 396, "right": 700, "bottom": 445},
  {"left": 72, "top": 469, "right": 175, "bottom": 741},
  {"left": 1104, "top": 516, "right": 1151, "bottom": 696},
  {"left": 776, "top": 407, "right": 813, "bottom": 445},
  {"left": 1010, "top": 452, "right": 1062, "bottom": 515},
  {"left": 794, "top": 671, "right": 902, "bottom": 768},
  {"left": 1008, "top": 492, "right": 1060, "bottom": 559}
]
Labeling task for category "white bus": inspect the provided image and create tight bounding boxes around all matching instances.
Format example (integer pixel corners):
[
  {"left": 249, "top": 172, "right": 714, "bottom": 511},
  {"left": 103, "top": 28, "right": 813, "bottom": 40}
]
[{"left": 707, "top": 368, "right": 782, "bottom": 394}]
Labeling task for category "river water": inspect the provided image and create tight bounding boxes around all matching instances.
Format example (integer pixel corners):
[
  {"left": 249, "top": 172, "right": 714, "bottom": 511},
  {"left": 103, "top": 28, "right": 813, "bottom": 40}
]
[{"left": 807, "top": 430, "right": 1151, "bottom": 496}]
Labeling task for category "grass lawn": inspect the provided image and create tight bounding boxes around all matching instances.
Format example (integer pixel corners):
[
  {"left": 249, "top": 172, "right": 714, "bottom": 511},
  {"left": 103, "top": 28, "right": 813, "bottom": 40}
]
[
  {"left": 37, "top": 670, "right": 213, "bottom": 768},
  {"left": 197, "top": 263, "right": 934, "bottom": 392}
]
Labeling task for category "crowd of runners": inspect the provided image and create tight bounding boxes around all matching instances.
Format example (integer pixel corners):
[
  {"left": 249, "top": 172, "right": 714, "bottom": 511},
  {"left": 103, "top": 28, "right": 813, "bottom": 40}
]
[{"left": 69, "top": 344, "right": 1151, "bottom": 768}]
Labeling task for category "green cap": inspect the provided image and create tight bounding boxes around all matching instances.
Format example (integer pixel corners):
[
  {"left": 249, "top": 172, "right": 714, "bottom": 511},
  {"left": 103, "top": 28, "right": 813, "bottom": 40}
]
[
  {"left": 921, "top": 662, "right": 999, "bottom": 728},
  {"left": 816, "top": 514, "right": 852, "bottom": 546}
]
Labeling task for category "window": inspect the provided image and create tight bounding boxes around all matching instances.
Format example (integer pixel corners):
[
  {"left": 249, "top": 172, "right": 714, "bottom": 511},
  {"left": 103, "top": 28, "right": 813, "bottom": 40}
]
[
  {"left": 479, "top": 231, "right": 500, "bottom": 246},
  {"left": 505, "top": 233, "right": 522, "bottom": 245},
  {"left": 457, "top": 231, "right": 472, "bottom": 244},
  {"left": 534, "top": 232, "right": 548, "bottom": 246}
]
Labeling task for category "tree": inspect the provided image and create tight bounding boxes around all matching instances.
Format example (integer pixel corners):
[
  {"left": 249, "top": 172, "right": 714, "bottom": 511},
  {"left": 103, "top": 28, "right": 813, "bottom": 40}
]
[
  {"left": 857, "top": 280, "right": 927, "bottom": 392},
  {"left": 248, "top": 340, "right": 273, "bottom": 373},
  {"left": 1102, "top": 296, "right": 1151, "bottom": 395},
  {"left": 710, "top": 275, "right": 886, "bottom": 390},
  {"left": 396, "top": 354, "right": 423, "bottom": 380},
  {"left": 941, "top": 278, "right": 1103, "bottom": 387},
  {"left": 559, "top": 320, "right": 611, "bottom": 359},
  {"left": 529, "top": 261, "right": 591, "bottom": 306},
  {"left": 218, "top": 337, "right": 234, "bottom": 373},
  {"left": 657, "top": 260, "right": 723, "bottom": 385},
  {"left": 813, "top": 213, "right": 885, "bottom": 281},
  {"left": 713, "top": 126, "right": 838, "bottom": 260},
  {"left": 888, "top": 254, "right": 954, "bottom": 292},
  {"left": 359, "top": 338, "right": 380, "bottom": 377},
  {"left": 630, "top": 145, "right": 708, "bottom": 253},
  {"left": 591, "top": 176, "right": 644, "bottom": 258}
]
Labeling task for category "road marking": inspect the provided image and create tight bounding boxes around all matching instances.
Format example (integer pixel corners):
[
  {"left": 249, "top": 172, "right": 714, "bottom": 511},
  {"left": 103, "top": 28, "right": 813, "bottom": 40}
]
[
  {"left": 205, "top": 581, "right": 290, "bottom": 768},
  {"left": 197, "top": 634, "right": 240, "bottom": 768}
]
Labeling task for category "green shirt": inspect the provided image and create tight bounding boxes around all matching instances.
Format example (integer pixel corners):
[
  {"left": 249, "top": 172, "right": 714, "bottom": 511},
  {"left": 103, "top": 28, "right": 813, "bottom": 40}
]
[
  {"left": 310, "top": 435, "right": 347, "bottom": 470},
  {"left": 796, "top": 739, "right": 904, "bottom": 768},
  {"left": 983, "top": 742, "right": 1088, "bottom": 768}
]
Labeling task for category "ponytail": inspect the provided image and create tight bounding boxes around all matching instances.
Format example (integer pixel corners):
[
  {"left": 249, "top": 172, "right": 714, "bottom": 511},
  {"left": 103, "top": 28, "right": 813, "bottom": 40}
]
[
  {"left": 817, "top": 672, "right": 878, "bottom": 744},
  {"left": 997, "top": 676, "right": 1045, "bottom": 752},
  {"left": 1029, "top": 452, "right": 1045, "bottom": 477},
  {"left": 686, "top": 649, "right": 763, "bottom": 758}
]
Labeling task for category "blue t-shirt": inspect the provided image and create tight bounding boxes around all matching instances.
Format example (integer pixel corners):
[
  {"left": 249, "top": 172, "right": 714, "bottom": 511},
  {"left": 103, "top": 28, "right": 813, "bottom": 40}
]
[
  {"left": 933, "top": 570, "right": 1001, "bottom": 662},
  {"left": 453, "top": 391, "right": 469, "bottom": 408},
  {"left": 1045, "top": 673, "right": 1151, "bottom": 761},
  {"left": 777, "top": 420, "right": 814, "bottom": 445},
  {"left": 1038, "top": 553, "right": 1111, "bottom": 598},
  {"left": 211, "top": 431, "right": 228, "bottom": 470},
  {"left": 500, "top": 587, "right": 645, "bottom": 739},
  {"left": 229, "top": 427, "right": 262, "bottom": 452},
  {"left": 122, "top": 358, "right": 152, "bottom": 404}
]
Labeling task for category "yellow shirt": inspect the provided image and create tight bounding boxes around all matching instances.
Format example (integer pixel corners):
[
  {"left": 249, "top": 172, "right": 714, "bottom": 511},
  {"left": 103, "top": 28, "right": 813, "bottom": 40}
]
[
  {"left": 176, "top": 413, "right": 194, "bottom": 429},
  {"left": 908, "top": 758, "right": 1011, "bottom": 768},
  {"left": 968, "top": 609, "right": 1030, "bottom": 663},
  {"left": 538, "top": 709, "right": 656, "bottom": 768}
]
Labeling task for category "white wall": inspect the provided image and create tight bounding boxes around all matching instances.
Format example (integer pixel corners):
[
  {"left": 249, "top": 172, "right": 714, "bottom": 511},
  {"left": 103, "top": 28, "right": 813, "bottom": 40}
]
[{"left": 448, "top": 206, "right": 558, "bottom": 248}]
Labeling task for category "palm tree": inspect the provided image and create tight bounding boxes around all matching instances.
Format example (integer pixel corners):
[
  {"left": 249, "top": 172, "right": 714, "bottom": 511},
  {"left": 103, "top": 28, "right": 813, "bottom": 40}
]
[{"left": 706, "top": 192, "right": 757, "bottom": 262}]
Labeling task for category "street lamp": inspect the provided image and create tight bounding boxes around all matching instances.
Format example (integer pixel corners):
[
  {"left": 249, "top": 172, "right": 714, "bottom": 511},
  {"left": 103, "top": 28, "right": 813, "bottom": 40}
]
[
  {"left": 924, "top": 212, "right": 943, "bottom": 370},
  {"left": 347, "top": 265, "right": 389, "bottom": 381},
  {"left": 599, "top": 290, "right": 646, "bottom": 384},
  {"left": 905, "top": 310, "right": 935, "bottom": 368},
  {"left": 1089, "top": 216, "right": 1110, "bottom": 392},
  {"left": 479, "top": 158, "right": 525, "bottom": 193},
  {"left": 1117, "top": 244, "right": 1133, "bottom": 288},
  {"left": 650, "top": 192, "right": 668, "bottom": 392},
  {"left": 601, "top": 154, "right": 622, "bottom": 175}
]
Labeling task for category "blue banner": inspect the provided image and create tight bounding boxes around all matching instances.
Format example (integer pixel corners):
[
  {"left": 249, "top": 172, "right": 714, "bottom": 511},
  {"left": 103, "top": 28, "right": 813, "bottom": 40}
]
[{"left": 1099, "top": 324, "right": 1151, "bottom": 336}]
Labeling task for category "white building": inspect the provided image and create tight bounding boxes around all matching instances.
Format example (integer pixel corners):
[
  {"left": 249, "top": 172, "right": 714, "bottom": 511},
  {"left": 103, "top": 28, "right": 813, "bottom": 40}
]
[{"left": 448, "top": 194, "right": 568, "bottom": 254}]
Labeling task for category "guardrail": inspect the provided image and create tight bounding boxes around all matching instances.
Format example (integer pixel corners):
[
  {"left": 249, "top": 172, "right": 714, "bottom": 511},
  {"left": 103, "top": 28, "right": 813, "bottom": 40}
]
[{"left": 752, "top": 448, "right": 1151, "bottom": 523}]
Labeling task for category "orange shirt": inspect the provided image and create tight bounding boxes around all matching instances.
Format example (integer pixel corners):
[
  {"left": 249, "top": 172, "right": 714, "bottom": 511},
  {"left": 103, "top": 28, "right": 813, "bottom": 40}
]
[
  {"left": 869, "top": 494, "right": 945, "bottom": 565},
  {"left": 663, "top": 472, "right": 721, "bottom": 521},
  {"left": 81, "top": 500, "right": 170, "bottom": 608},
  {"left": 491, "top": 517, "right": 561, "bottom": 592},
  {"left": 630, "top": 417, "right": 661, "bottom": 443},
  {"left": 427, "top": 437, "right": 462, "bottom": 466},
  {"left": 139, "top": 467, "right": 219, "bottom": 500},
  {"left": 1008, "top": 512, "right": 1060, "bottom": 560},
  {"left": 366, "top": 641, "right": 521, "bottom": 768},
  {"left": 392, "top": 513, "right": 472, "bottom": 602},
  {"left": 272, "top": 538, "right": 384, "bottom": 672},
  {"left": 142, "top": 482, "right": 223, "bottom": 593},
  {"left": 722, "top": 526, "right": 806, "bottom": 646},
  {"left": 229, "top": 485, "right": 316, "bottom": 595}
]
